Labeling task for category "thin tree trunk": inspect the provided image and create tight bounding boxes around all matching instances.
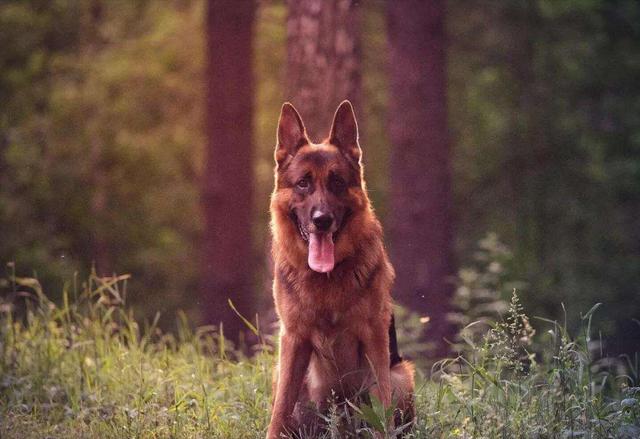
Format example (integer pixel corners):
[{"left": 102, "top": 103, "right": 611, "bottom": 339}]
[
  {"left": 86, "top": 0, "right": 112, "bottom": 277},
  {"left": 387, "top": 0, "right": 455, "bottom": 358},
  {"left": 89, "top": 138, "right": 111, "bottom": 276},
  {"left": 286, "top": 0, "right": 361, "bottom": 140},
  {"left": 202, "top": 0, "right": 256, "bottom": 344}
]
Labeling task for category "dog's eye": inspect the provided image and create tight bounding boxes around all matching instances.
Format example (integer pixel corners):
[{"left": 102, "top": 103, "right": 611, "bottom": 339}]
[
  {"left": 296, "top": 178, "right": 309, "bottom": 189},
  {"left": 329, "top": 175, "right": 346, "bottom": 193}
]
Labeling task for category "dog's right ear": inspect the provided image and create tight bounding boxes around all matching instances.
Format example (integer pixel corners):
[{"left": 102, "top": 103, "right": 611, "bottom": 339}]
[{"left": 276, "top": 103, "right": 308, "bottom": 167}]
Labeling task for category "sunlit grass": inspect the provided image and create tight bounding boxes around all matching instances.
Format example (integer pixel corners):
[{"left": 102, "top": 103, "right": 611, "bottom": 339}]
[{"left": 0, "top": 269, "right": 638, "bottom": 438}]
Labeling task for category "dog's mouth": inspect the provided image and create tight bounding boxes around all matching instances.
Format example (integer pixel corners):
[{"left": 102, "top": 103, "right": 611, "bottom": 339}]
[
  {"left": 308, "top": 232, "right": 334, "bottom": 273},
  {"left": 293, "top": 213, "right": 310, "bottom": 242},
  {"left": 290, "top": 210, "right": 352, "bottom": 274}
]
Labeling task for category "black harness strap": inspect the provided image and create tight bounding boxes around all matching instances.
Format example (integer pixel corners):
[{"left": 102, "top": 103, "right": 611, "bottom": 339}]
[{"left": 388, "top": 314, "right": 403, "bottom": 366}]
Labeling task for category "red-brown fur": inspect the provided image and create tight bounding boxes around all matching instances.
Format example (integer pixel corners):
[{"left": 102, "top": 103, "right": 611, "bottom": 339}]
[{"left": 267, "top": 101, "right": 414, "bottom": 438}]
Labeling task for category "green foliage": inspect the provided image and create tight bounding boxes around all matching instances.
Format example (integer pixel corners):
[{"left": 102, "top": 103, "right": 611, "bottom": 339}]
[
  {"left": 393, "top": 304, "right": 431, "bottom": 371},
  {"left": 415, "top": 291, "right": 640, "bottom": 438},
  {"left": 0, "top": 270, "right": 273, "bottom": 438},
  {"left": 448, "top": 233, "right": 520, "bottom": 356},
  {"left": 0, "top": 1, "right": 204, "bottom": 319},
  {"left": 1, "top": 271, "right": 639, "bottom": 438},
  {"left": 448, "top": 0, "right": 640, "bottom": 345},
  {"left": 360, "top": 0, "right": 391, "bottom": 218},
  {"left": 1, "top": 0, "right": 639, "bottom": 355}
]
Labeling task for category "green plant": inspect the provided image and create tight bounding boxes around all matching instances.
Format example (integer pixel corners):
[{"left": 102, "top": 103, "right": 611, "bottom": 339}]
[
  {"left": 1, "top": 267, "right": 638, "bottom": 438},
  {"left": 448, "top": 233, "right": 521, "bottom": 357}
]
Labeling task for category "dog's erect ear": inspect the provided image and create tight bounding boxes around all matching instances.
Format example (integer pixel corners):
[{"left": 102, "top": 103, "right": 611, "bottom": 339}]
[
  {"left": 329, "top": 100, "right": 361, "bottom": 164},
  {"left": 276, "top": 103, "right": 308, "bottom": 167}
]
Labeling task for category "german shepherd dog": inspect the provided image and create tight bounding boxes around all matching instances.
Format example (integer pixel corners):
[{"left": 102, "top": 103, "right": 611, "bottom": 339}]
[{"left": 267, "top": 101, "right": 415, "bottom": 438}]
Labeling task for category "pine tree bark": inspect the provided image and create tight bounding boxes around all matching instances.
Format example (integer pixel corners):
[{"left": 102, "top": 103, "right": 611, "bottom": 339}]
[
  {"left": 285, "top": 0, "right": 361, "bottom": 140},
  {"left": 387, "top": 0, "right": 455, "bottom": 358},
  {"left": 202, "top": 0, "right": 256, "bottom": 343}
]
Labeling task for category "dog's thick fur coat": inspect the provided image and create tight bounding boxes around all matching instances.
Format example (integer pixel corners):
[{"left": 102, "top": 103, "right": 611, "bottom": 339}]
[{"left": 267, "top": 101, "right": 414, "bottom": 438}]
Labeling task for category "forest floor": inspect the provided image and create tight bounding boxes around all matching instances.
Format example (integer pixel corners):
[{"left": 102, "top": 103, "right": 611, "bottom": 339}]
[{"left": 1, "top": 273, "right": 639, "bottom": 438}]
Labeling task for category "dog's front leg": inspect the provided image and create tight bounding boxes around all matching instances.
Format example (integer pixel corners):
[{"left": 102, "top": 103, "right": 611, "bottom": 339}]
[
  {"left": 267, "top": 333, "right": 312, "bottom": 439},
  {"left": 362, "top": 326, "right": 392, "bottom": 439},
  {"left": 362, "top": 325, "right": 392, "bottom": 408}
]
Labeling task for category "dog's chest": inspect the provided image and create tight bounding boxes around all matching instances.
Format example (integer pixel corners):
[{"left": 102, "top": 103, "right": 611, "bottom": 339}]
[
  {"left": 311, "top": 304, "right": 364, "bottom": 360},
  {"left": 285, "top": 279, "right": 358, "bottom": 314},
  {"left": 309, "top": 320, "right": 362, "bottom": 376},
  {"left": 317, "top": 308, "right": 342, "bottom": 330}
]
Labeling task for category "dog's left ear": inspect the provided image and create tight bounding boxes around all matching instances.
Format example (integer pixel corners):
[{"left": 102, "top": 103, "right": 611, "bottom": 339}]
[{"left": 329, "top": 100, "right": 361, "bottom": 164}]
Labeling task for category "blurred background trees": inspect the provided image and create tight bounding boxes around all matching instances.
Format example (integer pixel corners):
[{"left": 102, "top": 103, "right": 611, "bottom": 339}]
[
  {"left": 202, "top": 0, "right": 255, "bottom": 343},
  {"left": 1, "top": 0, "right": 639, "bottom": 356},
  {"left": 0, "top": 0, "right": 203, "bottom": 318},
  {"left": 387, "top": 0, "right": 454, "bottom": 357}
]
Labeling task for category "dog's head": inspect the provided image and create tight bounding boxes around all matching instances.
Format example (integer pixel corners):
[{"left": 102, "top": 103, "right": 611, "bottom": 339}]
[{"left": 271, "top": 100, "right": 370, "bottom": 273}]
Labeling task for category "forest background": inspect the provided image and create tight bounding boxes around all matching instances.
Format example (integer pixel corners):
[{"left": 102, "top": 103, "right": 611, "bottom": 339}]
[{"left": 1, "top": 0, "right": 639, "bottom": 358}]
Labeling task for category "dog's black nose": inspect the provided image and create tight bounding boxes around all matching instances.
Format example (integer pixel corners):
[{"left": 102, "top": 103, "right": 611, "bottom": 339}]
[{"left": 312, "top": 212, "right": 334, "bottom": 232}]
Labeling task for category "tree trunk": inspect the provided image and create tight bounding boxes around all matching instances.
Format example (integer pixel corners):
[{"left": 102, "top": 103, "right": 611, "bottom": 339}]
[
  {"left": 89, "top": 138, "right": 111, "bottom": 277},
  {"left": 86, "top": 1, "right": 112, "bottom": 277},
  {"left": 387, "top": 0, "right": 455, "bottom": 358},
  {"left": 202, "top": 0, "right": 256, "bottom": 344},
  {"left": 285, "top": 0, "right": 361, "bottom": 140}
]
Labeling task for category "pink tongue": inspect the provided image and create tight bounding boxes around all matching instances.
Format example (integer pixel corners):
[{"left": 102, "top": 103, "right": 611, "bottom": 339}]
[{"left": 308, "top": 233, "right": 335, "bottom": 273}]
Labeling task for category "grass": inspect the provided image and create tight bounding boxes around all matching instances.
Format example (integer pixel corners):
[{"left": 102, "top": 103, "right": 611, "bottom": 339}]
[{"left": 0, "top": 269, "right": 639, "bottom": 438}]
